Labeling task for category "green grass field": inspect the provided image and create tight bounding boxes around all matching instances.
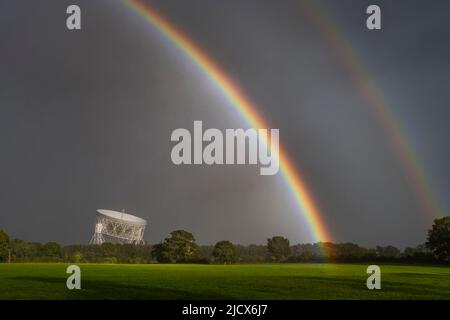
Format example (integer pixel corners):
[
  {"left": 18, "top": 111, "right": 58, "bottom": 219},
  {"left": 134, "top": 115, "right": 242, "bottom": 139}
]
[{"left": 0, "top": 263, "right": 449, "bottom": 299}]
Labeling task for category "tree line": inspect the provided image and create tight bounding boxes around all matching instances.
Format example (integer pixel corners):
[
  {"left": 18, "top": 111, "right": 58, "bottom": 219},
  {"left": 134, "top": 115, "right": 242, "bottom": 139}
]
[{"left": 0, "top": 216, "right": 449, "bottom": 264}]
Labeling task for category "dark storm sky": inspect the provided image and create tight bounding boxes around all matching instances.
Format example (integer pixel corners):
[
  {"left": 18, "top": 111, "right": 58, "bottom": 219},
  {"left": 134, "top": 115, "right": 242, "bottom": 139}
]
[{"left": 0, "top": 0, "right": 449, "bottom": 247}]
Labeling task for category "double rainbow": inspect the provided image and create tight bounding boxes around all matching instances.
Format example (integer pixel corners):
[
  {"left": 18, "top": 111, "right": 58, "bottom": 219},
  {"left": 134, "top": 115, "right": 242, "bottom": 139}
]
[{"left": 123, "top": 0, "right": 446, "bottom": 249}]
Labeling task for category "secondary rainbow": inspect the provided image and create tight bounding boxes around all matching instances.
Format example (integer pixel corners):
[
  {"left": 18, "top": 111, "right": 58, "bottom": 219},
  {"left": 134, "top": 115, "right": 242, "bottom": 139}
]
[
  {"left": 301, "top": 1, "right": 445, "bottom": 220},
  {"left": 124, "top": 0, "right": 332, "bottom": 244}
]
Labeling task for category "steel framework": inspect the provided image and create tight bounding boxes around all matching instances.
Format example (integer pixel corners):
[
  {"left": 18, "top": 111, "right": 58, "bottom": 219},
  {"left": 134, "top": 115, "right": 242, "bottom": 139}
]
[{"left": 89, "top": 209, "right": 147, "bottom": 245}]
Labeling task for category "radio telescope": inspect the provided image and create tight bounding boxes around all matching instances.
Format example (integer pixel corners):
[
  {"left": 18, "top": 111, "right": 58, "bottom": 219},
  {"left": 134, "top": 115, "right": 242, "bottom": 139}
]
[{"left": 89, "top": 209, "right": 147, "bottom": 245}]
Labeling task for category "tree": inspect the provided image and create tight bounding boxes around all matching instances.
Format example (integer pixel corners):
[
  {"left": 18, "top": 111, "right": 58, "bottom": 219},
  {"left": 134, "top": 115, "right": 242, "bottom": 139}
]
[
  {"left": 151, "top": 243, "right": 171, "bottom": 263},
  {"left": 9, "top": 239, "right": 38, "bottom": 261},
  {"left": 0, "top": 229, "right": 10, "bottom": 263},
  {"left": 335, "top": 243, "right": 368, "bottom": 261},
  {"left": 212, "top": 241, "right": 236, "bottom": 264},
  {"left": 267, "top": 236, "right": 291, "bottom": 261},
  {"left": 153, "top": 230, "right": 198, "bottom": 263},
  {"left": 72, "top": 251, "right": 82, "bottom": 263},
  {"left": 165, "top": 230, "right": 198, "bottom": 262},
  {"left": 42, "top": 242, "right": 62, "bottom": 258},
  {"left": 403, "top": 244, "right": 433, "bottom": 262},
  {"left": 375, "top": 245, "right": 401, "bottom": 259},
  {"left": 290, "top": 244, "right": 317, "bottom": 262},
  {"left": 426, "top": 216, "right": 450, "bottom": 262},
  {"left": 233, "top": 244, "right": 267, "bottom": 263}
]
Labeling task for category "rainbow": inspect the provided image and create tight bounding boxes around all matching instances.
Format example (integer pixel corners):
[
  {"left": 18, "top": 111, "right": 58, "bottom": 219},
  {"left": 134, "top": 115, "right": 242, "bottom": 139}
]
[
  {"left": 124, "top": 0, "right": 333, "bottom": 245},
  {"left": 300, "top": 1, "right": 445, "bottom": 220}
]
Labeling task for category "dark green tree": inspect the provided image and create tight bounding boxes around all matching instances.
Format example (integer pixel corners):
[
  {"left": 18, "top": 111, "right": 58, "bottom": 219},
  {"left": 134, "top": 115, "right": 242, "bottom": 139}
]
[
  {"left": 212, "top": 240, "right": 236, "bottom": 264},
  {"left": 336, "top": 243, "right": 368, "bottom": 261},
  {"left": 153, "top": 230, "right": 198, "bottom": 263},
  {"left": 72, "top": 251, "right": 82, "bottom": 263},
  {"left": 42, "top": 242, "right": 62, "bottom": 258},
  {"left": 151, "top": 243, "right": 171, "bottom": 262},
  {"left": 0, "top": 229, "right": 10, "bottom": 262},
  {"left": 267, "top": 236, "right": 291, "bottom": 261},
  {"left": 426, "top": 216, "right": 450, "bottom": 262},
  {"left": 375, "top": 245, "right": 401, "bottom": 258},
  {"left": 403, "top": 244, "right": 432, "bottom": 262},
  {"left": 9, "top": 240, "right": 38, "bottom": 260}
]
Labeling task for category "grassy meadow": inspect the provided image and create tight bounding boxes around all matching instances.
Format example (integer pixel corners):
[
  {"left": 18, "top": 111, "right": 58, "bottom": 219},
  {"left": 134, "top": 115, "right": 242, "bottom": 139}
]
[{"left": 0, "top": 263, "right": 449, "bottom": 299}]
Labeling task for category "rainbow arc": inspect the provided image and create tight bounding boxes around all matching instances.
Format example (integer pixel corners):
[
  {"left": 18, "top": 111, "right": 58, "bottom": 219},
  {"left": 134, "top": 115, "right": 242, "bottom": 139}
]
[{"left": 124, "top": 0, "right": 332, "bottom": 246}]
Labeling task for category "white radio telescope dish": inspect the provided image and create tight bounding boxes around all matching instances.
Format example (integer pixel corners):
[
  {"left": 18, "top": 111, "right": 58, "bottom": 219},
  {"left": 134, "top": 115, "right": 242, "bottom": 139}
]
[{"left": 89, "top": 209, "right": 147, "bottom": 245}]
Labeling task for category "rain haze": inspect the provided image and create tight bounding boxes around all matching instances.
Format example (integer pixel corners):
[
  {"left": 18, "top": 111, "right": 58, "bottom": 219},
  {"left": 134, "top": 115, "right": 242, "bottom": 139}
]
[{"left": 0, "top": 0, "right": 449, "bottom": 248}]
